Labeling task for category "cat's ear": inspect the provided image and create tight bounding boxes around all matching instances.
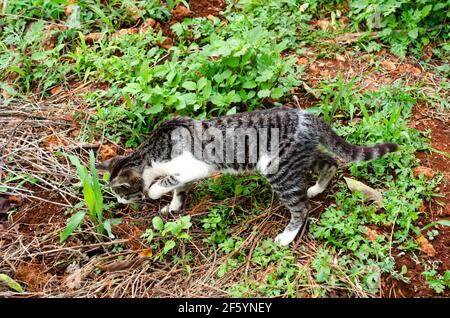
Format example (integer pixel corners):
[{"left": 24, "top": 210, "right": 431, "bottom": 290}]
[{"left": 95, "top": 157, "right": 119, "bottom": 172}]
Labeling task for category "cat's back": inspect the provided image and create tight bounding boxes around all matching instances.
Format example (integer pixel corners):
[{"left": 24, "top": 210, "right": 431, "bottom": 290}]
[{"left": 200, "top": 107, "right": 301, "bottom": 134}]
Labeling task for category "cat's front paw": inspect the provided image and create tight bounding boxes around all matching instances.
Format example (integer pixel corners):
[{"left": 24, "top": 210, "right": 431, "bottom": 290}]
[
  {"left": 159, "top": 202, "right": 181, "bottom": 215},
  {"left": 148, "top": 184, "right": 165, "bottom": 199},
  {"left": 274, "top": 231, "right": 297, "bottom": 246},
  {"left": 160, "top": 205, "right": 170, "bottom": 214}
]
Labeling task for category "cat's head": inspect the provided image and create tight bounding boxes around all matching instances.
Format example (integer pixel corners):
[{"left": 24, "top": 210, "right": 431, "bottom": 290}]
[{"left": 95, "top": 156, "right": 145, "bottom": 204}]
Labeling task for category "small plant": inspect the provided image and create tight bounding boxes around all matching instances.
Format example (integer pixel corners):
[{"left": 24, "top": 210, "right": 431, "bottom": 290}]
[
  {"left": 201, "top": 205, "right": 235, "bottom": 245},
  {"left": 348, "top": 0, "right": 450, "bottom": 57},
  {"left": 228, "top": 239, "right": 305, "bottom": 297},
  {"left": 60, "top": 150, "right": 119, "bottom": 242},
  {"left": 141, "top": 215, "right": 192, "bottom": 261},
  {"left": 422, "top": 268, "right": 450, "bottom": 293}
]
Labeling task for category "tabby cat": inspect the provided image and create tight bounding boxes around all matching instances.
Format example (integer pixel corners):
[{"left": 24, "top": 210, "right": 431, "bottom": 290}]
[{"left": 96, "top": 107, "right": 397, "bottom": 246}]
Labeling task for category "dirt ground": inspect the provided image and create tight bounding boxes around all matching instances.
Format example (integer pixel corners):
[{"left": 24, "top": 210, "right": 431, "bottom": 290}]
[
  {"left": 381, "top": 104, "right": 449, "bottom": 298},
  {"left": 0, "top": 0, "right": 449, "bottom": 298}
]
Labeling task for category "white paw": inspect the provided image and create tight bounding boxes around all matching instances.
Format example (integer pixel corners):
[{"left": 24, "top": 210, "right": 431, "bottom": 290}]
[
  {"left": 274, "top": 231, "right": 298, "bottom": 246},
  {"left": 160, "top": 205, "right": 170, "bottom": 214},
  {"left": 169, "top": 196, "right": 182, "bottom": 212},
  {"left": 307, "top": 183, "right": 324, "bottom": 198},
  {"left": 159, "top": 200, "right": 182, "bottom": 215},
  {"left": 148, "top": 184, "right": 165, "bottom": 200}
]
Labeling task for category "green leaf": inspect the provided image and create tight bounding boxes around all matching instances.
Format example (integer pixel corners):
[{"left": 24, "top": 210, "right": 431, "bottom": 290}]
[
  {"left": 437, "top": 220, "right": 450, "bottom": 227},
  {"left": 256, "top": 69, "right": 274, "bottom": 82},
  {"left": 147, "top": 104, "right": 164, "bottom": 114},
  {"left": 197, "top": 77, "right": 207, "bottom": 91},
  {"left": 152, "top": 216, "right": 164, "bottom": 231},
  {"left": 271, "top": 87, "right": 283, "bottom": 99},
  {"left": 203, "top": 80, "right": 212, "bottom": 99},
  {"left": 421, "top": 4, "right": 432, "bottom": 18},
  {"left": 182, "top": 81, "right": 197, "bottom": 91},
  {"left": 60, "top": 211, "right": 86, "bottom": 243},
  {"left": 408, "top": 28, "right": 419, "bottom": 40},
  {"left": 143, "top": 229, "right": 154, "bottom": 243},
  {"left": 242, "top": 80, "right": 256, "bottom": 89},
  {"left": 0, "top": 274, "right": 24, "bottom": 293},
  {"left": 103, "top": 219, "right": 114, "bottom": 239},
  {"left": 180, "top": 216, "right": 192, "bottom": 229},
  {"left": 211, "top": 94, "right": 225, "bottom": 106},
  {"left": 89, "top": 4, "right": 114, "bottom": 29},
  {"left": 171, "top": 23, "right": 183, "bottom": 36},
  {"left": 226, "top": 107, "right": 237, "bottom": 115},
  {"left": 180, "top": 93, "right": 197, "bottom": 105},
  {"left": 123, "top": 83, "right": 142, "bottom": 94},
  {"left": 163, "top": 240, "right": 176, "bottom": 254},
  {"left": 257, "top": 89, "right": 271, "bottom": 98},
  {"left": 89, "top": 150, "right": 103, "bottom": 226}
]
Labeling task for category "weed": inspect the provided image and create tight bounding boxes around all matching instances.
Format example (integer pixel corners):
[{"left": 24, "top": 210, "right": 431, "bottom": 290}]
[
  {"left": 348, "top": 0, "right": 450, "bottom": 57},
  {"left": 422, "top": 266, "right": 450, "bottom": 293},
  {"left": 142, "top": 215, "right": 192, "bottom": 261},
  {"left": 61, "top": 151, "right": 120, "bottom": 242}
]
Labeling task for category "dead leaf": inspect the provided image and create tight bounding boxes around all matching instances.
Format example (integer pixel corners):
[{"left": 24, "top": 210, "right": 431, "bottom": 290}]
[
  {"left": 208, "top": 172, "right": 222, "bottom": 180},
  {"left": 336, "top": 31, "right": 377, "bottom": 44},
  {"left": 98, "top": 257, "right": 145, "bottom": 272},
  {"left": 399, "top": 64, "right": 422, "bottom": 76},
  {"left": 8, "top": 195, "right": 22, "bottom": 206},
  {"left": 50, "top": 86, "right": 62, "bottom": 95},
  {"left": 316, "top": 19, "right": 332, "bottom": 31},
  {"left": 100, "top": 144, "right": 118, "bottom": 161},
  {"left": 42, "top": 135, "right": 68, "bottom": 151},
  {"left": 416, "top": 236, "right": 436, "bottom": 257},
  {"left": 139, "top": 248, "right": 153, "bottom": 257},
  {"left": 113, "top": 28, "right": 138, "bottom": 38},
  {"left": 85, "top": 32, "right": 102, "bottom": 43},
  {"left": 410, "top": 66, "right": 422, "bottom": 76},
  {"left": 344, "top": 177, "right": 384, "bottom": 209},
  {"left": 64, "top": 0, "right": 78, "bottom": 17},
  {"left": 123, "top": 148, "right": 134, "bottom": 156},
  {"left": 419, "top": 201, "right": 426, "bottom": 213},
  {"left": 126, "top": 5, "right": 141, "bottom": 22},
  {"left": 64, "top": 263, "right": 81, "bottom": 290},
  {"left": 159, "top": 37, "right": 173, "bottom": 50},
  {"left": 171, "top": 4, "right": 192, "bottom": 22},
  {"left": 139, "top": 18, "right": 156, "bottom": 34},
  {"left": 1, "top": 91, "right": 11, "bottom": 99},
  {"left": 335, "top": 54, "right": 346, "bottom": 62},
  {"left": 413, "top": 166, "right": 434, "bottom": 179},
  {"left": 299, "top": 3, "right": 309, "bottom": 12},
  {"left": 70, "top": 128, "right": 80, "bottom": 138},
  {"left": 0, "top": 198, "right": 11, "bottom": 214},
  {"left": 297, "top": 57, "right": 309, "bottom": 65},
  {"left": 364, "top": 226, "right": 380, "bottom": 241},
  {"left": 381, "top": 60, "right": 396, "bottom": 71}
]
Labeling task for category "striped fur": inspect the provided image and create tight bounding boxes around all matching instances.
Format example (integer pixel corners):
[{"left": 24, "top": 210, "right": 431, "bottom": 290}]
[{"left": 97, "top": 107, "right": 398, "bottom": 245}]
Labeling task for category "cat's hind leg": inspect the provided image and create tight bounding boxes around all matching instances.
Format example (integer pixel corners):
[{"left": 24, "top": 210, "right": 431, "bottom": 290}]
[
  {"left": 263, "top": 143, "right": 312, "bottom": 246},
  {"left": 307, "top": 151, "right": 338, "bottom": 198}
]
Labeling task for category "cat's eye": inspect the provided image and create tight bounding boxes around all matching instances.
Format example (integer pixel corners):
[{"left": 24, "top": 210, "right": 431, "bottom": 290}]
[{"left": 118, "top": 183, "right": 131, "bottom": 190}]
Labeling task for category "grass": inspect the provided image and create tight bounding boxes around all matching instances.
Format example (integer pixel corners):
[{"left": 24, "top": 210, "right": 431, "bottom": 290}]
[{"left": 0, "top": 0, "right": 449, "bottom": 297}]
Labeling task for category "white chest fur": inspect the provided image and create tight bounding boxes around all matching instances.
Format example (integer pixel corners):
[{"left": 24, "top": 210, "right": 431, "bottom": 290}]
[{"left": 142, "top": 152, "right": 215, "bottom": 190}]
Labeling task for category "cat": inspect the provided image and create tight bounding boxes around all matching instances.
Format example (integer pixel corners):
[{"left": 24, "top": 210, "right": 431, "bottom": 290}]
[{"left": 95, "top": 107, "right": 397, "bottom": 246}]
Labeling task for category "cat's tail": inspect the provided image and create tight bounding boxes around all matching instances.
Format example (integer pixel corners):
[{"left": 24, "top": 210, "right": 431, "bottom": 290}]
[{"left": 312, "top": 116, "right": 398, "bottom": 162}]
